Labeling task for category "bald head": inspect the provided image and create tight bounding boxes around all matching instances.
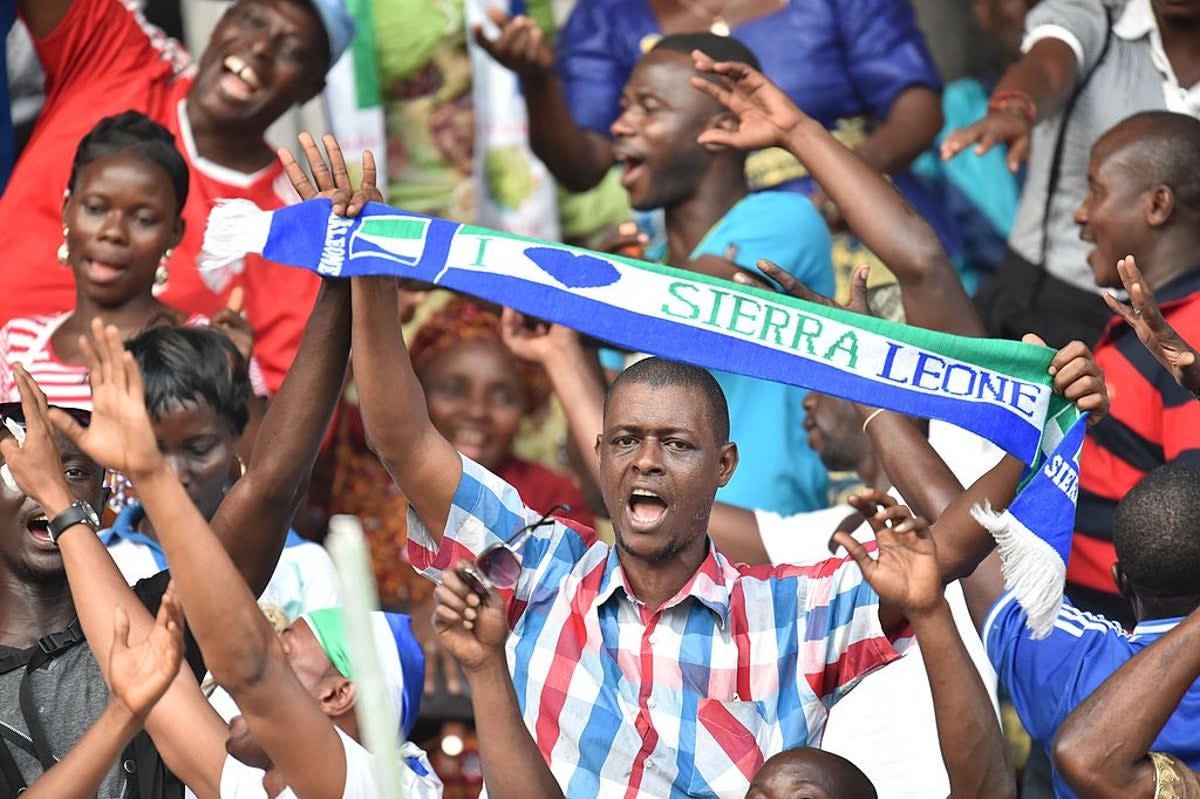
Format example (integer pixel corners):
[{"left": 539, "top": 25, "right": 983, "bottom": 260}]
[
  {"left": 746, "top": 748, "right": 877, "bottom": 799},
  {"left": 1094, "top": 111, "right": 1200, "bottom": 216}
]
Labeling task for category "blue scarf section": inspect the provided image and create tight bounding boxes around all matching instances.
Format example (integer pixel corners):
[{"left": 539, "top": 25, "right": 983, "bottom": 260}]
[{"left": 202, "top": 198, "right": 1088, "bottom": 637}]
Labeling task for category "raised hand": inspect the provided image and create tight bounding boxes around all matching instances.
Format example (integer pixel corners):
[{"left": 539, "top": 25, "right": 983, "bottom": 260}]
[
  {"left": 0, "top": 365, "right": 77, "bottom": 512},
  {"left": 940, "top": 109, "right": 1032, "bottom": 173},
  {"left": 472, "top": 7, "right": 554, "bottom": 79},
  {"left": 1103, "top": 255, "right": 1200, "bottom": 396},
  {"left": 690, "top": 50, "right": 808, "bottom": 152},
  {"left": 108, "top": 583, "right": 185, "bottom": 720},
  {"left": 742, "top": 260, "right": 871, "bottom": 316},
  {"left": 499, "top": 307, "right": 582, "bottom": 367},
  {"left": 278, "top": 132, "right": 383, "bottom": 218},
  {"left": 432, "top": 562, "right": 509, "bottom": 672},
  {"left": 48, "top": 319, "right": 162, "bottom": 479},
  {"left": 836, "top": 490, "right": 942, "bottom": 619},
  {"left": 1026, "top": 333, "right": 1110, "bottom": 422}
]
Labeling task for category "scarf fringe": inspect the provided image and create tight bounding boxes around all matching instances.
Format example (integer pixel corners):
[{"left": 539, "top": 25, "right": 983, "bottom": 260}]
[
  {"left": 198, "top": 199, "right": 273, "bottom": 276},
  {"left": 970, "top": 501, "right": 1065, "bottom": 639}
]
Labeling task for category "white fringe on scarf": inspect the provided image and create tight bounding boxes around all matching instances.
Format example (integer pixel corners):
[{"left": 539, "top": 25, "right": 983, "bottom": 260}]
[
  {"left": 970, "top": 501, "right": 1065, "bottom": 639},
  {"left": 198, "top": 199, "right": 273, "bottom": 283}
]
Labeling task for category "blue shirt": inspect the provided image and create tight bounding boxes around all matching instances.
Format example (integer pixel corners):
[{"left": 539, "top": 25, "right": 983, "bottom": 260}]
[
  {"left": 985, "top": 591, "right": 1200, "bottom": 798},
  {"left": 692, "top": 193, "right": 833, "bottom": 515}
]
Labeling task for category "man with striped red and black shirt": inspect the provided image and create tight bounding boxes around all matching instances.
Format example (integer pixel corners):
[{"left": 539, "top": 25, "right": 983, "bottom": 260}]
[{"left": 1069, "top": 111, "right": 1200, "bottom": 627}]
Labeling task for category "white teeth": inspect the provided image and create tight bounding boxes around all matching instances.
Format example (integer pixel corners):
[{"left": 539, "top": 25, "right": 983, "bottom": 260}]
[
  {"left": 631, "top": 489, "right": 660, "bottom": 499},
  {"left": 240, "top": 65, "right": 261, "bottom": 89},
  {"left": 222, "top": 56, "right": 260, "bottom": 90}
]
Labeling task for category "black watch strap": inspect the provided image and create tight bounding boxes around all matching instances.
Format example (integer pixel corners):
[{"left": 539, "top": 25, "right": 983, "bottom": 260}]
[{"left": 47, "top": 501, "right": 99, "bottom": 542}]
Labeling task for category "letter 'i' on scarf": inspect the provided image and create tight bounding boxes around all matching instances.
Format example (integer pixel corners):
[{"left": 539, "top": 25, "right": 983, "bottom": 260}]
[{"left": 203, "top": 198, "right": 1087, "bottom": 638}]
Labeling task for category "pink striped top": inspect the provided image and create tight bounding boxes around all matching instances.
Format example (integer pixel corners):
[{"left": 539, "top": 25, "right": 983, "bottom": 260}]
[{"left": 0, "top": 312, "right": 268, "bottom": 409}]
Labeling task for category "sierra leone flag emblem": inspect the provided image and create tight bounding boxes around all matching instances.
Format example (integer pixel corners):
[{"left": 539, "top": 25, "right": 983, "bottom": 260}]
[{"left": 348, "top": 215, "right": 431, "bottom": 266}]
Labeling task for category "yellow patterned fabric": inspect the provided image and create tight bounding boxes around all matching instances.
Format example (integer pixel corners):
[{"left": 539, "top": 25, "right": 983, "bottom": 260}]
[{"left": 1152, "top": 752, "right": 1200, "bottom": 799}]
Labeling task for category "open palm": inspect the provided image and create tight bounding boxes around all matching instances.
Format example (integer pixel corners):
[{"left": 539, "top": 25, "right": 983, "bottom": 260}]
[
  {"left": 838, "top": 491, "right": 942, "bottom": 616},
  {"left": 109, "top": 588, "right": 185, "bottom": 720},
  {"left": 1104, "top": 255, "right": 1200, "bottom": 394},
  {"left": 48, "top": 319, "right": 160, "bottom": 478},
  {"left": 691, "top": 51, "right": 806, "bottom": 152}
]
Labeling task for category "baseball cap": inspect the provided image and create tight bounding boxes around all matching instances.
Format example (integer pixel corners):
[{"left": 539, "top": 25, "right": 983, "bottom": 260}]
[{"left": 299, "top": 0, "right": 356, "bottom": 70}]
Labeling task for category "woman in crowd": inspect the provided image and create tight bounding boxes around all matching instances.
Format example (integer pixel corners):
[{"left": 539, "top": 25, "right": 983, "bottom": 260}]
[
  {"left": 101, "top": 324, "right": 341, "bottom": 627},
  {"left": 0, "top": 111, "right": 267, "bottom": 411}
]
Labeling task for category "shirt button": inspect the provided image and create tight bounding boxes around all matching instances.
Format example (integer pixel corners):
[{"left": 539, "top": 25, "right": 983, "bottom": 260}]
[
  {"left": 646, "top": 697, "right": 657, "bottom": 709},
  {"left": 123, "top": 760, "right": 137, "bottom": 774}
]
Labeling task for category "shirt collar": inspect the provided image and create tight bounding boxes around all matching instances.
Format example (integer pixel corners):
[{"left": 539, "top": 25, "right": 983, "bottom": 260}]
[
  {"left": 1131, "top": 616, "right": 1186, "bottom": 637},
  {"left": 1114, "top": 0, "right": 1156, "bottom": 40},
  {"left": 595, "top": 542, "right": 732, "bottom": 627},
  {"left": 98, "top": 503, "right": 157, "bottom": 551}
]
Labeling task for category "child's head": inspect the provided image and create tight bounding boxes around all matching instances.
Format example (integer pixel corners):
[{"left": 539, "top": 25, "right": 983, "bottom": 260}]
[
  {"left": 746, "top": 748, "right": 877, "bottom": 799},
  {"left": 611, "top": 33, "right": 760, "bottom": 211},
  {"left": 62, "top": 111, "right": 188, "bottom": 307},
  {"left": 1112, "top": 462, "right": 1200, "bottom": 612},
  {"left": 126, "top": 325, "right": 250, "bottom": 521}
]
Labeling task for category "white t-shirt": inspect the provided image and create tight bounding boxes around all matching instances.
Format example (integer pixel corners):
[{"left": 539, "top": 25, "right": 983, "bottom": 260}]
[
  {"left": 755, "top": 421, "right": 1003, "bottom": 799},
  {"left": 217, "top": 726, "right": 443, "bottom": 799}
]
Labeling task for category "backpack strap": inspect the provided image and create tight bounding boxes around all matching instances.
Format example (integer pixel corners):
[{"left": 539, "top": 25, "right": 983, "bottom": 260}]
[{"left": 1037, "top": 5, "right": 1116, "bottom": 264}]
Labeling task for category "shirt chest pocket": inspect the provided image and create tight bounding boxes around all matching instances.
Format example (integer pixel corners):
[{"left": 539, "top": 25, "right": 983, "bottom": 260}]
[{"left": 686, "top": 696, "right": 769, "bottom": 798}]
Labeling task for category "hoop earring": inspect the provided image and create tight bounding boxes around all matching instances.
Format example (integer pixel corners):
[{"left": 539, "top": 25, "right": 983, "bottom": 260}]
[{"left": 57, "top": 228, "right": 70, "bottom": 266}]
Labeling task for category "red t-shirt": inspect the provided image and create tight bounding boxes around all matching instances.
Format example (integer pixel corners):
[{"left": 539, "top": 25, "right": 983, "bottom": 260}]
[{"left": 1, "top": 0, "right": 319, "bottom": 392}]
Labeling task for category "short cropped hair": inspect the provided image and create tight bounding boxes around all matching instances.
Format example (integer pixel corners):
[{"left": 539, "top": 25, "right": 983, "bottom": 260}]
[
  {"left": 1112, "top": 461, "right": 1200, "bottom": 596},
  {"left": 126, "top": 326, "right": 251, "bottom": 436},
  {"left": 68, "top": 111, "right": 189, "bottom": 215},
  {"left": 605, "top": 357, "right": 730, "bottom": 444},
  {"left": 1103, "top": 111, "right": 1200, "bottom": 214},
  {"left": 650, "top": 32, "right": 761, "bottom": 71}
]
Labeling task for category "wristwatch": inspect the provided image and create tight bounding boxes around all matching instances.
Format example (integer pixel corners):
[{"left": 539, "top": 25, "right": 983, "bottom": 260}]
[{"left": 47, "top": 500, "right": 100, "bottom": 543}]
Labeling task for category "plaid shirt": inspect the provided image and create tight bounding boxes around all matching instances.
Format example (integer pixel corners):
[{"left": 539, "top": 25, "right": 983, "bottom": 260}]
[{"left": 409, "top": 457, "right": 902, "bottom": 798}]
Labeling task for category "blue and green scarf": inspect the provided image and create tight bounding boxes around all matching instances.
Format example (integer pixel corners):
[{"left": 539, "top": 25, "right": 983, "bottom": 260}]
[{"left": 203, "top": 198, "right": 1086, "bottom": 638}]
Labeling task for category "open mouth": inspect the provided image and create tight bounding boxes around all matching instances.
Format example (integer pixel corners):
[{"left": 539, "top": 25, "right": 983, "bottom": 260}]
[
  {"left": 619, "top": 157, "right": 646, "bottom": 190},
  {"left": 453, "top": 429, "right": 489, "bottom": 461},
  {"left": 82, "top": 258, "right": 128, "bottom": 284},
  {"left": 628, "top": 488, "right": 668, "bottom": 528},
  {"left": 26, "top": 512, "right": 52, "bottom": 546},
  {"left": 220, "top": 55, "right": 263, "bottom": 101}
]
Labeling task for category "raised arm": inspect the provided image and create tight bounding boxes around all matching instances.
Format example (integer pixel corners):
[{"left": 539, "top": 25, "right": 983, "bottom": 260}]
[
  {"left": 351, "top": 274, "right": 462, "bottom": 539},
  {"left": 52, "top": 320, "right": 350, "bottom": 799},
  {"left": 691, "top": 52, "right": 982, "bottom": 337},
  {"left": 0, "top": 368, "right": 227, "bottom": 799},
  {"left": 209, "top": 134, "right": 356, "bottom": 597},
  {"left": 473, "top": 8, "right": 613, "bottom": 192},
  {"left": 1052, "top": 604, "right": 1200, "bottom": 798},
  {"left": 835, "top": 500, "right": 1015, "bottom": 799},
  {"left": 940, "top": 38, "right": 1078, "bottom": 171},
  {"left": 433, "top": 562, "right": 564, "bottom": 799}
]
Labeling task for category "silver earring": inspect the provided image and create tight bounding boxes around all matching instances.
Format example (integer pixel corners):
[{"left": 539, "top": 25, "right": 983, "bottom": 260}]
[{"left": 57, "top": 228, "right": 70, "bottom": 265}]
